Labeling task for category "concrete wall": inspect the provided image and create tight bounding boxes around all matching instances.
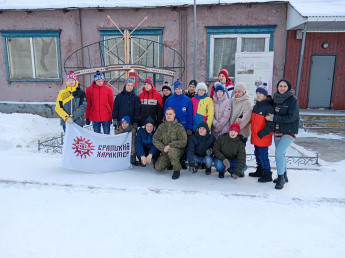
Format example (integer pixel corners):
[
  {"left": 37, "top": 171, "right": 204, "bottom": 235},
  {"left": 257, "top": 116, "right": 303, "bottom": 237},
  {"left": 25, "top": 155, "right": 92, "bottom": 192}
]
[{"left": 0, "top": 3, "right": 287, "bottom": 104}]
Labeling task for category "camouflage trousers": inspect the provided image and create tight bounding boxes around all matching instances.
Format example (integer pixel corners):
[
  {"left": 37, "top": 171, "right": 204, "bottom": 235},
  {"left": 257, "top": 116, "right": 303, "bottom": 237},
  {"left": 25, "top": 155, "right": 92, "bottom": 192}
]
[{"left": 154, "top": 147, "right": 184, "bottom": 172}]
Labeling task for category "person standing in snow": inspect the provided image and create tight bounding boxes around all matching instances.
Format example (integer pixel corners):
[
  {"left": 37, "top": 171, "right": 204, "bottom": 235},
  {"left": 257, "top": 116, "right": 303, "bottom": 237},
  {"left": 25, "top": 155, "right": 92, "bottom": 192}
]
[
  {"left": 112, "top": 77, "right": 140, "bottom": 131},
  {"left": 213, "top": 123, "right": 247, "bottom": 179},
  {"left": 139, "top": 77, "right": 163, "bottom": 127},
  {"left": 187, "top": 121, "right": 216, "bottom": 175},
  {"left": 249, "top": 84, "right": 275, "bottom": 182},
  {"left": 209, "top": 68, "right": 234, "bottom": 99},
  {"left": 85, "top": 71, "right": 114, "bottom": 134},
  {"left": 115, "top": 116, "right": 137, "bottom": 165},
  {"left": 135, "top": 116, "right": 160, "bottom": 167},
  {"left": 164, "top": 78, "right": 193, "bottom": 169},
  {"left": 153, "top": 107, "right": 188, "bottom": 180},
  {"left": 191, "top": 82, "right": 214, "bottom": 132},
  {"left": 229, "top": 82, "right": 252, "bottom": 145},
  {"left": 211, "top": 82, "right": 231, "bottom": 139},
  {"left": 55, "top": 71, "right": 87, "bottom": 132},
  {"left": 265, "top": 79, "right": 299, "bottom": 190},
  {"left": 161, "top": 81, "right": 173, "bottom": 110},
  {"left": 185, "top": 79, "right": 198, "bottom": 99}
]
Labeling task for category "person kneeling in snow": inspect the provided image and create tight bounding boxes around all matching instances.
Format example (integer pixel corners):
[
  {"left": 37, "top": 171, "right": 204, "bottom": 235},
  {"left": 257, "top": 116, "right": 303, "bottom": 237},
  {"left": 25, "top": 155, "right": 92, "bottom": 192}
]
[
  {"left": 152, "top": 107, "right": 188, "bottom": 180},
  {"left": 134, "top": 117, "right": 160, "bottom": 167},
  {"left": 115, "top": 116, "right": 137, "bottom": 166},
  {"left": 55, "top": 71, "right": 87, "bottom": 132},
  {"left": 213, "top": 123, "right": 247, "bottom": 179},
  {"left": 187, "top": 121, "right": 216, "bottom": 175}
]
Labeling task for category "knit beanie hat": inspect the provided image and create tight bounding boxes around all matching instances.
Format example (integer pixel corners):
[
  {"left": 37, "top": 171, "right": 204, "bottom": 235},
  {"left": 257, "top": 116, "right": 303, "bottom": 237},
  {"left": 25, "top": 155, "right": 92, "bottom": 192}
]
[
  {"left": 234, "top": 82, "right": 247, "bottom": 93},
  {"left": 145, "top": 116, "right": 155, "bottom": 127},
  {"left": 229, "top": 123, "right": 240, "bottom": 134},
  {"left": 256, "top": 83, "right": 268, "bottom": 97},
  {"left": 162, "top": 81, "right": 172, "bottom": 92},
  {"left": 214, "top": 82, "right": 225, "bottom": 93},
  {"left": 188, "top": 80, "right": 198, "bottom": 87},
  {"left": 125, "top": 77, "right": 135, "bottom": 85},
  {"left": 195, "top": 82, "right": 208, "bottom": 93},
  {"left": 94, "top": 71, "right": 105, "bottom": 81},
  {"left": 66, "top": 71, "right": 77, "bottom": 82},
  {"left": 218, "top": 68, "right": 229, "bottom": 80},
  {"left": 144, "top": 77, "right": 154, "bottom": 87},
  {"left": 174, "top": 78, "right": 184, "bottom": 90},
  {"left": 121, "top": 116, "right": 131, "bottom": 125}
]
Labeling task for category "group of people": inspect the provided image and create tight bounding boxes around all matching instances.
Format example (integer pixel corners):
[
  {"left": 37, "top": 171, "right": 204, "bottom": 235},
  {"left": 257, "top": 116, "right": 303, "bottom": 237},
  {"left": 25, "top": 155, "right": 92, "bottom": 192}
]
[{"left": 55, "top": 68, "right": 299, "bottom": 190}]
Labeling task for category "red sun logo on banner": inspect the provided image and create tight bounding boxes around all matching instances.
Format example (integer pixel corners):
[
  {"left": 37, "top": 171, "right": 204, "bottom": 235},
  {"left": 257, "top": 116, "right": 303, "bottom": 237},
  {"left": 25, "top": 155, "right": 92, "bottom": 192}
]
[{"left": 72, "top": 136, "right": 95, "bottom": 159}]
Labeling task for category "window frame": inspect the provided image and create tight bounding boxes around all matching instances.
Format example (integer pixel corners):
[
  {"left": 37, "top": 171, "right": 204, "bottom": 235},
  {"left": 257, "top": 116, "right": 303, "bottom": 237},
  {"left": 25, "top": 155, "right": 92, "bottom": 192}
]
[
  {"left": 206, "top": 26, "right": 276, "bottom": 81},
  {"left": 1, "top": 30, "right": 62, "bottom": 82}
]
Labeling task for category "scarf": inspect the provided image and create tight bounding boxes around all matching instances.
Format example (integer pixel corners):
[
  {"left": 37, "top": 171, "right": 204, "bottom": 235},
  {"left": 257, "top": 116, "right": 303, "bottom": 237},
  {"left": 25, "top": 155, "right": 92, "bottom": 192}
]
[{"left": 273, "top": 90, "right": 294, "bottom": 104}]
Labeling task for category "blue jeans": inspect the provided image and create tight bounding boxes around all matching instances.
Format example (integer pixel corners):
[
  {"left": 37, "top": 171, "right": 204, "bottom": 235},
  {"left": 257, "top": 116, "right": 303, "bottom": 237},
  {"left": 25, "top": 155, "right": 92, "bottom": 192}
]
[
  {"left": 214, "top": 158, "right": 247, "bottom": 173},
  {"left": 92, "top": 120, "right": 111, "bottom": 134},
  {"left": 254, "top": 145, "right": 270, "bottom": 172},
  {"left": 274, "top": 135, "right": 293, "bottom": 175},
  {"left": 192, "top": 156, "right": 213, "bottom": 168}
]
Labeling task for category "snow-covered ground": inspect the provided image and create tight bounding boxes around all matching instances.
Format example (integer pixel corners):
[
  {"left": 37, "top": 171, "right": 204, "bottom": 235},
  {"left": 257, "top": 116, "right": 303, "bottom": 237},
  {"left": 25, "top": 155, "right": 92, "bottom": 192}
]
[{"left": 0, "top": 113, "right": 344, "bottom": 257}]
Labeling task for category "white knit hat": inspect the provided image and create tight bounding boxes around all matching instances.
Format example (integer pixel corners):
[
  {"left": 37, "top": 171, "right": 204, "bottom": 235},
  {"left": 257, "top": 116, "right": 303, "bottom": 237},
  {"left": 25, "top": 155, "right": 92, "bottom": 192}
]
[{"left": 195, "top": 82, "right": 208, "bottom": 93}]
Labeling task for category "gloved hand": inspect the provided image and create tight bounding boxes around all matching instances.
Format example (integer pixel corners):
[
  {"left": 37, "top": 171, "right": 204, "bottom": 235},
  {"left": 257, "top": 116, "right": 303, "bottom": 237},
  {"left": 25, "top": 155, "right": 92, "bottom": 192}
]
[
  {"left": 85, "top": 119, "right": 90, "bottom": 125},
  {"left": 113, "top": 119, "right": 118, "bottom": 129},
  {"left": 232, "top": 173, "right": 238, "bottom": 180},
  {"left": 206, "top": 148, "right": 213, "bottom": 156},
  {"left": 187, "top": 129, "right": 193, "bottom": 136},
  {"left": 223, "top": 159, "right": 230, "bottom": 169},
  {"left": 133, "top": 123, "right": 138, "bottom": 130},
  {"left": 189, "top": 162, "right": 197, "bottom": 173}
]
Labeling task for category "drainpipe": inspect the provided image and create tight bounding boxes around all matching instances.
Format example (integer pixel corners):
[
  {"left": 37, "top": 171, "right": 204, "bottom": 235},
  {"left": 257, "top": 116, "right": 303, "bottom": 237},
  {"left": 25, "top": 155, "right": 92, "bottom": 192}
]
[
  {"left": 193, "top": 0, "right": 197, "bottom": 79},
  {"left": 295, "top": 22, "right": 307, "bottom": 99}
]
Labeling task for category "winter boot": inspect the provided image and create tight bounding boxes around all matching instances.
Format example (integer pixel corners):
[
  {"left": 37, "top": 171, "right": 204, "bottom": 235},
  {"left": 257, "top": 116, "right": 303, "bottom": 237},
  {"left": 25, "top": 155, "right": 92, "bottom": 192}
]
[
  {"left": 273, "top": 171, "right": 288, "bottom": 183},
  {"left": 249, "top": 165, "right": 264, "bottom": 177},
  {"left": 275, "top": 174, "right": 286, "bottom": 190},
  {"left": 172, "top": 171, "right": 180, "bottom": 180},
  {"left": 239, "top": 172, "right": 245, "bottom": 178},
  {"left": 167, "top": 164, "right": 173, "bottom": 170},
  {"left": 180, "top": 160, "right": 188, "bottom": 170},
  {"left": 205, "top": 167, "right": 212, "bottom": 175},
  {"left": 130, "top": 155, "right": 138, "bottom": 165},
  {"left": 218, "top": 172, "right": 225, "bottom": 178},
  {"left": 258, "top": 171, "right": 273, "bottom": 183}
]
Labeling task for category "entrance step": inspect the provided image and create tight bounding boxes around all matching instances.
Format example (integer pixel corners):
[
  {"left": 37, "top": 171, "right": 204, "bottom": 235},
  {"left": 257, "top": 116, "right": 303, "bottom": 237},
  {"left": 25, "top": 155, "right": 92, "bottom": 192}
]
[{"left": 299, "top": 109, "right": 345, "bottom": 134}]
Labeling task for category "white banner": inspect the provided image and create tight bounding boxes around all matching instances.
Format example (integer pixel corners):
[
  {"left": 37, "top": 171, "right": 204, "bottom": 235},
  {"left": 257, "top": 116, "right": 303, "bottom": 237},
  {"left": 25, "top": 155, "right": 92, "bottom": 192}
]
[{"left": 60, "top": 123, "right": 132, "bottom": 173}]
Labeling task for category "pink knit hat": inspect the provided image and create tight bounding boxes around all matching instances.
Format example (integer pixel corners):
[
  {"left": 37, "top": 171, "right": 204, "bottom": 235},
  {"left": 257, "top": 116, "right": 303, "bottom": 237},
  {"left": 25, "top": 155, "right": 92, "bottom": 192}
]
[{"left": 66, "top": 71, "right": 77, "bottom": 82}]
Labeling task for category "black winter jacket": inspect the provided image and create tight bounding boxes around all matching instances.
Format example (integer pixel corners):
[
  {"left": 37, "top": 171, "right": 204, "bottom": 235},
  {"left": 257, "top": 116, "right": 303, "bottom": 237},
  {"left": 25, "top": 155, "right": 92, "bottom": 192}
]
[
  {"left": 112, "top": 86, "right": 140, "bottom": 124},
  {"left": 273, "top": 95, "right": 300, "bottom": 134},
  {"left": 187, "top": 131, "right": 216, "bottom": 163}
]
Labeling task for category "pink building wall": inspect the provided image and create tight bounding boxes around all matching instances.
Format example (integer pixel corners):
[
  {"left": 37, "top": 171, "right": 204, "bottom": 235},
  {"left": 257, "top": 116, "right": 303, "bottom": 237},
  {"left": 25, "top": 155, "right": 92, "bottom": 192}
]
[{"left": 0, "top": 3, "right": 287, "bottom": 102}]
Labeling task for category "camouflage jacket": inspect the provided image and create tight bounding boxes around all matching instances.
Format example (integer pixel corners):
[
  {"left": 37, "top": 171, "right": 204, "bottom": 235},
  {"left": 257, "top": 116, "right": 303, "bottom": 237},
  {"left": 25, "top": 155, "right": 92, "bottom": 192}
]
[{"left": 153, "top": 118, "right": 187, "bottom": 151}]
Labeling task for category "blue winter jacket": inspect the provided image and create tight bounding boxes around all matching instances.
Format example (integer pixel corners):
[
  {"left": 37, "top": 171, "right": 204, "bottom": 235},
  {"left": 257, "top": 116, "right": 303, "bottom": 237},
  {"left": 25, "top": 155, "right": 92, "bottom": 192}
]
[
  {"left": 135, "top": 127, "right": 158, "bottom": 157},
  {"left": 164, "top": 92, "right": 193, "bottom": 130},
  {"left": 112, "top": 86, "right": 140, "bottom": 124}
]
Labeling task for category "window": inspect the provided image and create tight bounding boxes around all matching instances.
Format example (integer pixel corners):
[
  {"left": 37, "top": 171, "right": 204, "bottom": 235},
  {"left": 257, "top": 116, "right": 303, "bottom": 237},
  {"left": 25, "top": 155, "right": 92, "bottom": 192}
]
[
  {"left": 1, "top": 30, "right": 61, "bottom": 81},
  {"left": 207, "top": 26, "right": 276, "bottom": 80},
  {"left": 100, "top": 28, "right": 163, "bottom": 82}
]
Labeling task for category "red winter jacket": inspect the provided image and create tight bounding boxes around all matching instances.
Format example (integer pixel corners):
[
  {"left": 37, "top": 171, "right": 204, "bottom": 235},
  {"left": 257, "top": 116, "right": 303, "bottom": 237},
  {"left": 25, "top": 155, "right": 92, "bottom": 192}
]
[
  {"left": 209, "top": 78, "right": 233, "bottom": 99},
  {"left": 139, "top": 85, "right": 163, "bottom": 126},
  {"left": 85, "top": 81, "right": 114, "bottom": 122}
]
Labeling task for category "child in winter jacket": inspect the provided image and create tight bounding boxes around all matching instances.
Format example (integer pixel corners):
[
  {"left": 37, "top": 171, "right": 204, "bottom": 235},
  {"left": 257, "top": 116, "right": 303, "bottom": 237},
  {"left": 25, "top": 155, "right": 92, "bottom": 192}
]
[
  {"left": 209, "top": 68, "right": 234, "bottom": 99},
  {"left": 191, "top": 82, "right": 214, "bottom": 131},
  {"left": 249, "top": 85, "right": 275, "bottom": 182},
  {"left": 55, "top": 71, "right": 87, "bottom": 131},
  {"left": 85, "top": 71, "right": 114, "bottom": 134},
  {"left": 213, "top": 123, "right": 247, "bottom": 179},
  {"left": 112, "top": 77, "right": 140, "bottom": 130},
  {"left": 134, "top": 116, "right": 160, "bottom": 167},
  {"left": 115, "top": 116, "right": 137, "bottom": 165},
  {"left": 139, "top": 77, "right": 163, "bottom": 127},
  {"left": 212, "top": 82, "right": 231, "bottom": 138}
]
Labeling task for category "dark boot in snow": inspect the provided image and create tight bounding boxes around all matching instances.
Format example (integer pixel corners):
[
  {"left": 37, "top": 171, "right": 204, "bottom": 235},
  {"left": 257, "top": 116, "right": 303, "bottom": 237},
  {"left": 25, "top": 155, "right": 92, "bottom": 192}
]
[
  {"left": 249, "top": 165, "right": 263, "bottom": 177},
  {"left": 218, "top": 172, "right": 225, "bottom": 178},
  {"left": 172, "top": 171, "right": 180, "bottom": 180},
  {"left": 205, "top": 167, "right": 211, "bottom": 175},
  {"left": 275, "top": 174, "right": 286, "bottom": 190},
  {"left": 258, "top": 171, "right": 273, "bottom": 183},
  {"left": 131, "top": 155, "right": 138, "bottom": 165},
  {"left": 180, "top": 160, "right": 188, "bottom": 170},
  {"left": 273, "top": 171, "right": 288, "bottom": 183}
]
